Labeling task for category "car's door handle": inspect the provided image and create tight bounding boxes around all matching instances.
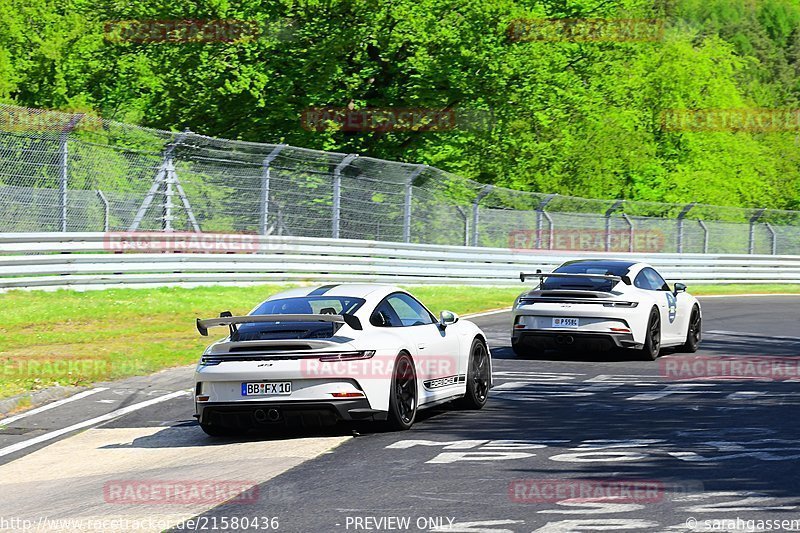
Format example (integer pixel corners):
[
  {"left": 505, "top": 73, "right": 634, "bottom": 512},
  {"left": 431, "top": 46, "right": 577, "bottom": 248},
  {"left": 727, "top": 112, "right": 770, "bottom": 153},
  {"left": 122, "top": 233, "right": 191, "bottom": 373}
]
[{"left": 417, "top": 343, "right": 426, "bottom": 350}]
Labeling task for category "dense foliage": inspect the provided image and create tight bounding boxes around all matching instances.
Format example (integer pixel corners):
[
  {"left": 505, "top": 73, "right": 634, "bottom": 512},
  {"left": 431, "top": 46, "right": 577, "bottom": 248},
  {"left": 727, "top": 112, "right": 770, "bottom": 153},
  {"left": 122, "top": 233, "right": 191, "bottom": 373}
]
[{"left": 2, "top": 0, "right": 800, "bottom": 209}]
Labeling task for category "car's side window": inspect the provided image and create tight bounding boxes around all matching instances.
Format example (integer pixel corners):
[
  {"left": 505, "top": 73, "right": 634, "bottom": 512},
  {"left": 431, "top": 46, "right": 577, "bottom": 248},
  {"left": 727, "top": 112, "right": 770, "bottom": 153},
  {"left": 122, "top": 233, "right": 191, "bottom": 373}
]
[
  {"left": 634, "top": 270, "right": 654, "bottom": 290},
  {"left": 644, "top": 268, "right": 670, "bottom": 291},
  {"left": 370, "top": 293, "right": 435, "bottom": 328},
  {"left": 370, "top": 300, "right": 401, "bottom": 327},
  {"left": 635, "top": 268, "right": 669, "bottom": 291}
]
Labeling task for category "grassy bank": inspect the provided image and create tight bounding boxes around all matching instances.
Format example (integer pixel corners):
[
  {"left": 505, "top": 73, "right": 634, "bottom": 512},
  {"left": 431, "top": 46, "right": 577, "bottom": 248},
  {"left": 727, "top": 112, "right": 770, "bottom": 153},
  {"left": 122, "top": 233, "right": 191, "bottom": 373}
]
[{"left": 0, "top": 284, "right": 522, "bottom": 400}]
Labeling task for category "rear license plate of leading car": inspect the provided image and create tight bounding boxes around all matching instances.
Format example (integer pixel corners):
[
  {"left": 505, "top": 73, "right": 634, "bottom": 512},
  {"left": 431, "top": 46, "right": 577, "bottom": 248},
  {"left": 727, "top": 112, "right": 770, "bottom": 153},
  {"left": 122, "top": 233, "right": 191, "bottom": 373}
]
[
  {"left": 552, "top": 317, "right": 579, "bottom": 328},
  {"left": 241, "top": 382, "right": 292, "bottom": 396}
]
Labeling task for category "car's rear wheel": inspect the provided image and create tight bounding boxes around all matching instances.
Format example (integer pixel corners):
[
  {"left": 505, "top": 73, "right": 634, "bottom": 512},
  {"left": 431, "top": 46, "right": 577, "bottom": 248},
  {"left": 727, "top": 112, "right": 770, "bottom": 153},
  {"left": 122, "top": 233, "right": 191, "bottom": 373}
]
[
  {"left": 387, "top": 352, "right": 417, "bottom": 430},
  {"left": 460, "top": 338, "right": 490, "bottom": 409},
  {"left": 637, "top": 308, "right": 661, "bottom": 361},
  {"left": 678, "top": 305, "right": 702, "bottom": 353}
]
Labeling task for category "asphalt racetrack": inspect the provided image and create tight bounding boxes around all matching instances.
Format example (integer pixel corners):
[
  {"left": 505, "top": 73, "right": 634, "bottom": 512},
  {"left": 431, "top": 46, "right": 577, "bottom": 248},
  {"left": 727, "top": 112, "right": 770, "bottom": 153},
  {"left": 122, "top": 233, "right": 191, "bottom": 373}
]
[{"left": 1, "top": 295, "right": 799, "bottom": 532}]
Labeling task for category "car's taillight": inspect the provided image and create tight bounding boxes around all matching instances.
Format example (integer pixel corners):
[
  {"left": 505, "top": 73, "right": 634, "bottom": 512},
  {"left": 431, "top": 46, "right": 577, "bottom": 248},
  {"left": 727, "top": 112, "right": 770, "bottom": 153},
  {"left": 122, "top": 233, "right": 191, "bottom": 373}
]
[
  {"left": 603, "top": 302, "right": 638, "bottom": 308},
  {"left": 318, "top": 350, "right": 376, "bottom": 362},
  {"left": 610, "top": 327, "right": 631, "bottom": 333},
  {"left": 330, "top": 392, "right": 365, "bottom": 398}
]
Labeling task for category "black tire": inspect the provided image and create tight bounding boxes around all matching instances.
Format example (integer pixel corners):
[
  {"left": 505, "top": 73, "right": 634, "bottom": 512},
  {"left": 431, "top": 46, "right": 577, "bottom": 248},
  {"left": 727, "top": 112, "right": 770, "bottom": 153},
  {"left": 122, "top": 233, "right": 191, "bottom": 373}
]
[
  {"left": 387, "top": 352, "right": 417, "bottom": 430},
  {"left": 637, "top": 307, "right": 662, "bottom": 361},
  {"left": 460, "top": 338, "right": 490, "bottom": 409},
  {"left": 678, "top": 305, "right": 702, "bottom": 353}
]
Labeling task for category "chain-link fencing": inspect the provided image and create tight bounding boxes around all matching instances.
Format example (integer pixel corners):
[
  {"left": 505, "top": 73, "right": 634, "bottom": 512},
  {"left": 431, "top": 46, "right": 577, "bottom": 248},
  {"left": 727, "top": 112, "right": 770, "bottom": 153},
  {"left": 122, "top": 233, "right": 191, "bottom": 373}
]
[{"left": 1, "top": 103, "right": 799, "bottom": 254}]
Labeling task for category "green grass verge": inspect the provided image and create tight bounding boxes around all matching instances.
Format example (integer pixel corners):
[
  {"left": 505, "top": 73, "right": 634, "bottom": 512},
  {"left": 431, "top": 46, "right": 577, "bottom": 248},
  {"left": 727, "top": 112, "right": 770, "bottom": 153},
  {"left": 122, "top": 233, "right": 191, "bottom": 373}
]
[
  {"left": 689, "top": 284, "right": 800, "bottom": 295},
  {"left": 0, "top": 284, "right": 521, "bottom": 400},
  {"left": 1, "top": 282, "right": 798, "bottom": 401}
]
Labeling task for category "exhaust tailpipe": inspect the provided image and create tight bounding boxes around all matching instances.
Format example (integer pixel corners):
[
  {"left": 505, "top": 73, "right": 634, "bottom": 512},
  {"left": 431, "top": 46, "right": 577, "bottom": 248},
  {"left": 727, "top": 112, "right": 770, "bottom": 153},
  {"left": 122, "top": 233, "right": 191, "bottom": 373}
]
[
  {"left": 564, "top": 335, "right": 574, "bottom": 345},
  {"left": 253, "top": 409, "right": 268, "bottom": 423},
  {"left": 267, "top": 409, "right": 281, "bottom": 422}
]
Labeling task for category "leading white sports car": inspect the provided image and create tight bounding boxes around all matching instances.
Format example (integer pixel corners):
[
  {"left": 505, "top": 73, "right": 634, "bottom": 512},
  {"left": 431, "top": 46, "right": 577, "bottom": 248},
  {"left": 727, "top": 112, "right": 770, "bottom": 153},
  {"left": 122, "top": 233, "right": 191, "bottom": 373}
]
[
  {"left": 194, "top": 284, "right": 492, "bottom": 435},
  {"left": 511, "top": 259, "right": 702, "bottom": 360}
]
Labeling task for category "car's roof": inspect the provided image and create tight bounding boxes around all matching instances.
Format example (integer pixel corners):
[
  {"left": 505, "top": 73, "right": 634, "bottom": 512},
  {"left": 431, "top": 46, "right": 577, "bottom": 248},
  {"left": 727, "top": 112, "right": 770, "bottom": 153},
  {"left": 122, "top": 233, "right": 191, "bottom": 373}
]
[{"left": 267, "top": 283, "right": 402, "bottom": 300}]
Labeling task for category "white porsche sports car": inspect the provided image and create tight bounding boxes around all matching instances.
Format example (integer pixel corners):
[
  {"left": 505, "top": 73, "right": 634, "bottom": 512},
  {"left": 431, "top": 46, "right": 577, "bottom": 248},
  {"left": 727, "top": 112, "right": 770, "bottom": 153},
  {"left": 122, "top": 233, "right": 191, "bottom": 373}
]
[
  {"left": 193, "top": 284, "right": 492, "bottom": 435},
  {"left": 511, "top": 259, "right": 702, "bottom": 360}
]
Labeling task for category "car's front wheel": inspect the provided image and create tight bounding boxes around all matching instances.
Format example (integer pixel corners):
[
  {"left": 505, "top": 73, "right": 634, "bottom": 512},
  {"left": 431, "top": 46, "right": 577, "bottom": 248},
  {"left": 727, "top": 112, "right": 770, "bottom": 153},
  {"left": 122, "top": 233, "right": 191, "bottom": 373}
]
[
  {"left": 387, "top": 352, "right": 417, "bottom": 430},
  {"left": 460, "top": 338, "right": 490, "bottom": 409},
  {"left": 637, "top": 307, "right": 661, "bottom": 361}
]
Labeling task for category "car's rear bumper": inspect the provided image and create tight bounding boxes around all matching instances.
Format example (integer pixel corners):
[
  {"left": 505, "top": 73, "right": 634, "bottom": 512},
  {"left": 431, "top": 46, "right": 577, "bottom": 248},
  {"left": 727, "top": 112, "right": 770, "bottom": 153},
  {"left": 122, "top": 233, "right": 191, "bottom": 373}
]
[
  {"left": 513, "top": 330, "right": 640, "bottom": 351},
  {"left": 196, "top": 399, "right": 387, "bottom": 428}
]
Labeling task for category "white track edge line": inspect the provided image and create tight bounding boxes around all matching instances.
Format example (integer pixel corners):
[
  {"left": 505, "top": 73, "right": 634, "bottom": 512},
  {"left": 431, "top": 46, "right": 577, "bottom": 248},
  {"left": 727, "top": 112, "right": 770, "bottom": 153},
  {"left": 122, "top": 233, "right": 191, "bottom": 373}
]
[
  {"left": 0, "top": 389, "right": 190, "bottom": 458},
  {"left": 0, "top": 388, "right": 108, "bottom": 426}
]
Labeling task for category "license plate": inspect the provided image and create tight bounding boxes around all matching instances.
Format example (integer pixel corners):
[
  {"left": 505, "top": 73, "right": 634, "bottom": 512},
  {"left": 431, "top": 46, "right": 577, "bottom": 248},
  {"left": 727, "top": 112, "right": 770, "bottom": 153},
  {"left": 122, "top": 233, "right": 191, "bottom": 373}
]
[
  {"left": 241, "top": 382, "right": 292, "bottom": 396},
  {"left": 552, "top": 317, "right": 579, "bottom": 328}
]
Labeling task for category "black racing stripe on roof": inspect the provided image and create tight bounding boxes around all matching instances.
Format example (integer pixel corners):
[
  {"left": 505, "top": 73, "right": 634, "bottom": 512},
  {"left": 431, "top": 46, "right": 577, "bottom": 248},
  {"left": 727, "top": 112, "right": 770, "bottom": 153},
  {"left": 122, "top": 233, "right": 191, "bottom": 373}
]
[{"left": 309, "top": 284, "right": 339, "bottom": 296}]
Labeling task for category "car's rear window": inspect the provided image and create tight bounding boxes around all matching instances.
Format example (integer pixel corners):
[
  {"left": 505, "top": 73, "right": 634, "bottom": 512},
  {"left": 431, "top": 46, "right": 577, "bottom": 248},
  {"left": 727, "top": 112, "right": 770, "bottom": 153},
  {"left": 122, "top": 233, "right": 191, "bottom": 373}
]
[
  {"left": 540, "top": 263, "right": 631, "bottom": 291},
  {"left": 251, "top": 297, "right": 365, "bottom": 316},
  {"left": 230, "top": 297, "right": 366, "bottom": 342}
]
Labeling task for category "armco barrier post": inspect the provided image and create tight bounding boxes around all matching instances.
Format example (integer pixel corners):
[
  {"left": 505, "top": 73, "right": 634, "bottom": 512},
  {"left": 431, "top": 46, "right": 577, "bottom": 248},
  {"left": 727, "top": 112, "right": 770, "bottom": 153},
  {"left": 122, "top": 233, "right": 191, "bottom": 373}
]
[
  {"left": 471, "top": 185, "right": 493, "bottom": 247},
  {"left": 676, "top": 203, "right": 695, "bottom": 253},
  {"left": 403, "top": 165, "right": 427, "bottom": 243},
  {"left": 332, "top": 154, "right": 357, "bottom": 239},
  {"left": 58, "top": 113, "right": 84, "bottom": 232},
  {"left": 259, "top": 145, "right": 286, "bottom": 236}
]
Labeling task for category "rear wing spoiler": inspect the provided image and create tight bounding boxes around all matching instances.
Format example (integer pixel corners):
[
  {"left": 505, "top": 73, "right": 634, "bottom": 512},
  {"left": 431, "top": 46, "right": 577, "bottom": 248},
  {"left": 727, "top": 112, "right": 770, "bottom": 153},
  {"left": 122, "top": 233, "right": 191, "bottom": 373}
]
[
  {"left": 196, "top": 313, "right": 362, "bottom": 336},
  {"left": 520, "top": 272, "right": 631, "bottom": 285}
]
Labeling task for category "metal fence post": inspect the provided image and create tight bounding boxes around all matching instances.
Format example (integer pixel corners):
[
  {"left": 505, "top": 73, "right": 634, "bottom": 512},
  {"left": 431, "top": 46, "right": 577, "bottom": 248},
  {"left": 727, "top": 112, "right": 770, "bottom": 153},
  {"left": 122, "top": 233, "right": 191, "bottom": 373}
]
[
  {"left": 765, "top": 222, "right": 777, "bottom": 255},
  {"left": 471, "top": 185, "right": 493, "bottom": 247},
  {"left": 622, "top": 214, "right": 634, "bottom": 252},
  {"left": 676, "top": 202, "right": 695, "bottom": 253},
  {"left": 697, "top": 220, "right": 709, "bottom": 254},
  {"left": 58, "top": 113, "right": 84, "bottom": 232},
  {"left": 535, "top": 194, "right": 556, "bottom": 249},
  {"left": 748, "top": 208, "right": 766, "bottom": 254},
  {"left": 332, "top": 154, "right": 358, "bottom": 239},
  {"left": 259, "top": 145, "right": 286, "bottom": 236},
  {"left": 604, "top": 200, "right": 624, "bottom": 252},
  {"left": 96, "top": 190, "right": 110, "bottom": 232},
  {"left": 403, "top": 165, "right": 427, "bottom": 243},
  {"left": 455, "top": 206, "right": 469, "bottom": 246}
]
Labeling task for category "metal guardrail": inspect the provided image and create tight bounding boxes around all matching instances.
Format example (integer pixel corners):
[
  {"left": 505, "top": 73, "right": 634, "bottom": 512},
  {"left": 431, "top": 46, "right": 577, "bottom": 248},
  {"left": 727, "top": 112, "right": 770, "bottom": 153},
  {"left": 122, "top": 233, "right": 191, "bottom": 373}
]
[{"left": 1, "top": 233, "right": 799, "bottom": 290}]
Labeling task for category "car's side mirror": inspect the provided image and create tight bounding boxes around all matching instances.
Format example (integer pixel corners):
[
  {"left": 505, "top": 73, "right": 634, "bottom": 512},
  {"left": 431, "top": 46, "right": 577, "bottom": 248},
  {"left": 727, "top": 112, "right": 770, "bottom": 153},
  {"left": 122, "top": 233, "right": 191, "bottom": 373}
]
[
  {"left": 674, "top": 282, "right": 687, "bottom": 294},
  {"left": 439, "top": 310, "right": 459, "bottom": 328}
]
